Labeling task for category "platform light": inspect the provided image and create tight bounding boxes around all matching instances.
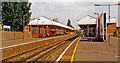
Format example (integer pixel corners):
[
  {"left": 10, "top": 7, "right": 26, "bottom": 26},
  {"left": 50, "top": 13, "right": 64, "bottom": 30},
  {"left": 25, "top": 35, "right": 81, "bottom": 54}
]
[
  {"left": 95, "top": 3, "right": 120, "bottom": 44},
  {"left": 95, "top": 4, "right": 101, "bottom": 6}
]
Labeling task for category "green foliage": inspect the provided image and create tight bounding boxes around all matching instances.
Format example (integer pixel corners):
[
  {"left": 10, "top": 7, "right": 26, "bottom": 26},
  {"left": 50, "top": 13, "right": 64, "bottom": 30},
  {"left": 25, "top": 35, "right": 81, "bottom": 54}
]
[
  {"left": 109, "top": 44, "right": 112, "bottom": 46},
  {"left": 0, "top": 2, "right": 2, "bottom": 23},
  {"left": 21, "top": 56, "right": 24, "bottom": 59},
  {"left": 2, "top": 2, "right": 32, "bottom": 31},
  {"left": 74, "top": 29, "right": 81, "bottom": 35},
  {"left": 67, "top": 19, "right": 71, "bottom": 26},
  {"left": 73, "top": 28, "right": 75, "bottom": 32},
  {"left": 4, "top": 28, "right": 10, "bottom": 31},
  {"left": 67, "top": 19, "right": 74, "bottom": 28},
  {"left": 113, "top": 29, "right": 118, "bottom": 37}
]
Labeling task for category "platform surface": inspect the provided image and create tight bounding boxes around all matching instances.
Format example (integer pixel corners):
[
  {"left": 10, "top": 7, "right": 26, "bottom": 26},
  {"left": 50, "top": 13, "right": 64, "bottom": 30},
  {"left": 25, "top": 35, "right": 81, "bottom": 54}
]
[
  {"left": 74, "top": 37, "right": 118, "bottom": 61},
  {"left": 58, "top": 37, "right": 119, "bottom": 63},
  {"left": 2, "top": 35, "right": 69, "bottom": 47}
]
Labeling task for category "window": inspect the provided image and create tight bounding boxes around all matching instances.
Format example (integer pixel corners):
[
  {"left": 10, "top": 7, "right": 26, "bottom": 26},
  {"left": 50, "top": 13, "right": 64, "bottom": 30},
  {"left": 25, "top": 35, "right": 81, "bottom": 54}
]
[
  {"left": 47, "top": 29, "right": 49, "bottom": 33},
  {"left": 36, "top": 28, "right": 37, "bottom": 34},
  {"left": 34, "top": 28, "right": 36, "bottom": 34},
  {"left": 32, "top": 28, "right": 34, "bottom": 33},
  {"left": 66, "top": 30, "right": 68, "bottom": 32},
  {"left": 44, "top": 29, "right": 45, "bottom": 33},
  {"left": 40, "top": 28, "right": 42, "bottom": 34}
]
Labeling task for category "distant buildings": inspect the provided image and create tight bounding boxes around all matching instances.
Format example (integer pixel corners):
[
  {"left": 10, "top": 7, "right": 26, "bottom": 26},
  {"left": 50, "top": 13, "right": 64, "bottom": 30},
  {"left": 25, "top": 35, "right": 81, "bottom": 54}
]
[
  {"left": 28, "top": 17, "right": 74, "bottom": 38},
  {"left": 77, "top": 15, "right": 97, "bottom": 36},
  {"left": 77, "top": 13, "right": 117, "bottom": 37}
]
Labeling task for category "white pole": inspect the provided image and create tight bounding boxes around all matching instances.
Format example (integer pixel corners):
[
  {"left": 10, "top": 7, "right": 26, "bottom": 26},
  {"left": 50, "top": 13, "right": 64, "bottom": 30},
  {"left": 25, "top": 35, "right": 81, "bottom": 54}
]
[
  {"left": 10, "top": 27, "right": 11, "bottom": 40},
  {"left": 3, "top": 27, "right": 4, "bottom": 41}
]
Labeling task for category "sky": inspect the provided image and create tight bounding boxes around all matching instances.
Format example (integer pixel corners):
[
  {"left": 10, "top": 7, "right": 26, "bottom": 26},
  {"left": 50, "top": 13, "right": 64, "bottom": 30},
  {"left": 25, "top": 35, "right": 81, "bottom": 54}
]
[{"left": 29, "top": 0, "right": 120, "bottom": 29}]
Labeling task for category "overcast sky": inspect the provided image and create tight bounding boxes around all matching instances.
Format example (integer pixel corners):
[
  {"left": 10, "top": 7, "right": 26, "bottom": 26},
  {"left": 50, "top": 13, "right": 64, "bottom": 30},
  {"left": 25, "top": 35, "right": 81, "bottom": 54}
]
[{"left": 29, "top": 0, "right": 119, "bottom": 29}]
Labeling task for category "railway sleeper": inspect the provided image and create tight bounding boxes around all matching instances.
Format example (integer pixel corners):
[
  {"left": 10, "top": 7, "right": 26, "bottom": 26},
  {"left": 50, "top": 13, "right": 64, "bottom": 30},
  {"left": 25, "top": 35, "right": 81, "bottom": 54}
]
[
  {"left": 2, "top": 35, "right": 78, "bottom": 62},
  {"left": 25, "top": 35, "right": 79, "bottom": 63}
]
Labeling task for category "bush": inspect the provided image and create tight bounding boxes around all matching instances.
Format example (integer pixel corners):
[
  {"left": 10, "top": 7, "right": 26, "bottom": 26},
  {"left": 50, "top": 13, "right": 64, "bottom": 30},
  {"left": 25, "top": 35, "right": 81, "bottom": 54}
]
[
  {"left": 109, "top": 44, "right": 112, "bottom": 46},
  {"left": 113, "top": 30, "right": 118, "bottom": 37}
]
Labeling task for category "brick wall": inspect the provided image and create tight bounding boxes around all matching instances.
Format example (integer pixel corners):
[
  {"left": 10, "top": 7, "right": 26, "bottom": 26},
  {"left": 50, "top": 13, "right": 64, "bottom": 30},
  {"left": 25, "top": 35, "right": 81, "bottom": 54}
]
[
  {"left": 117, "top": 27, "right": 120, "bottom": 38},
  {"left": 107, "top": 23, "right": 116, "bottom": 34},
  {"left": 0, "top": 31, "right": 32, "bottom": 41}
]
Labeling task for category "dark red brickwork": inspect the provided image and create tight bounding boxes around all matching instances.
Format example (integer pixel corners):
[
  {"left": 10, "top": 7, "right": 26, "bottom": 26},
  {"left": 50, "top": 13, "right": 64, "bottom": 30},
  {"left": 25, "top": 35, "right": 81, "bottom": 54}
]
[{"left": 107, "top": 23, "right": 116, "bottom": 33}]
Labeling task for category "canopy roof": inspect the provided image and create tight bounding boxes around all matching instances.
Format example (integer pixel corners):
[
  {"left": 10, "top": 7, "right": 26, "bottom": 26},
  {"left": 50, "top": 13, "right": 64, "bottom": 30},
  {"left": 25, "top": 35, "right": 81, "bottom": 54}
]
[
  {"left": 77, "top": 15, "right": 116, "bottom": 25},
  {"left": 77, "top": 15, "right": 96, "bottom": 25},
  {"left": 28, "top": 17, "right": 73, "bottom": 30}
]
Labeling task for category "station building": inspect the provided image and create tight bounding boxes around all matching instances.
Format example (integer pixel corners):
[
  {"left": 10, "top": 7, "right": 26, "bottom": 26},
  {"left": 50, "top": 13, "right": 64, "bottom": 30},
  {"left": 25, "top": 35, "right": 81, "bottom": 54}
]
[
  {"left": 77, "top": 15, "right": 97, "bottom": 36},
  {"left": 28, "top": 17, "right": 74, "bottom": 38},
  {"left": 77, "top": 13, "right": 116, "bottom": 37}
]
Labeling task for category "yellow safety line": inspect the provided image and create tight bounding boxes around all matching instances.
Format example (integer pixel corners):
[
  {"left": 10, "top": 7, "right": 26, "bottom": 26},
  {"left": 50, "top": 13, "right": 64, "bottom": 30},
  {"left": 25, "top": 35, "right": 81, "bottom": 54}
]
[{"left": 71, "top": 37, "right": 82, "bottom": 63}]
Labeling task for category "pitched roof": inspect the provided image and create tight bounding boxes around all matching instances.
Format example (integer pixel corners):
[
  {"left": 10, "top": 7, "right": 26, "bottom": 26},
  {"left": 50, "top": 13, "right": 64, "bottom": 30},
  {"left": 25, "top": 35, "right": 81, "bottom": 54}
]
[
  {"left": 77, "top": 15, "right": 96, "bottom": 25},
  {"left": 28, "top": 17, "right": 73, "bottom": 30},
  {"left": 77, "top": 15, "right": 116, "bottom": 25}
]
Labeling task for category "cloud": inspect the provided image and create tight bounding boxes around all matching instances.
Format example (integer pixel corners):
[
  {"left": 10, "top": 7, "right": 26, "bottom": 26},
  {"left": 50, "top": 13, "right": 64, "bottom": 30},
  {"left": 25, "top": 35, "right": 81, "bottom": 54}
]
[
  {"left": 30, "top": 1, "right": 119, "bottom": 29},
  {"left": 30, "top": 2, "right": 96, "bottom": 29},
  {"left": 29, "top": 0, "right": 119, "bottom": 2}
]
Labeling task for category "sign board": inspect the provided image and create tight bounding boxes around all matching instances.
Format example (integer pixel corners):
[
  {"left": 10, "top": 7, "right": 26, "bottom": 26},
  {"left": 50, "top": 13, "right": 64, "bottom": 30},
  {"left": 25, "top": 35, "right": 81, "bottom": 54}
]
[
  {"left": 3, "top": 25, "right": 10, "bottom": 29},
  {"left": 99, "top": 13, "right": 107, "bottom": 40},
  {"left": 118, "top": 2, "right": 120, "bottom": 27}
]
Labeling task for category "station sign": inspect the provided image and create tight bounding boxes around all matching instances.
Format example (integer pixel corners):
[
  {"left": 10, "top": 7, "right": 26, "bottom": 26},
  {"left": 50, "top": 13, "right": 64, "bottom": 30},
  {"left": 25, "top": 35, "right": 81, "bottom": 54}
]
[
  {"left": 3, "top": 25, "right": 10, "bottom": 29},
  {"left": 99, "top": 13, "right": 107, "bottom": 40},
  {"left": 118, "top": 2, "right": 120, "bottom": 27}
]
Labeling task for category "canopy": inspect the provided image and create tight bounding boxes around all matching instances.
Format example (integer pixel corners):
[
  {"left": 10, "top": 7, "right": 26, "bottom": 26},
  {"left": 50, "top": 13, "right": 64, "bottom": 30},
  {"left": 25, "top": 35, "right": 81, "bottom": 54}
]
[{"left": 28, "top": 17, "right": 73, "bottom": 30}]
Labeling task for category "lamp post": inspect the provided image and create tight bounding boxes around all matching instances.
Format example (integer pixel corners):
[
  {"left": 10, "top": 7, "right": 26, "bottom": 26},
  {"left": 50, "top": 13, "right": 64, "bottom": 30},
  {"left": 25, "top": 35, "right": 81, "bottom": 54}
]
[
  {"left": 23, "top": 15, "right": 25, "bottom": 41},
  {"left": 94, "top": 13, "right": 99, "bottom": 39},
  {"left": 37, "top": 18, "right": 39, "bottom": 39},
  {"left": 95, "top": 3, "right": 120, "bottom": 44}
]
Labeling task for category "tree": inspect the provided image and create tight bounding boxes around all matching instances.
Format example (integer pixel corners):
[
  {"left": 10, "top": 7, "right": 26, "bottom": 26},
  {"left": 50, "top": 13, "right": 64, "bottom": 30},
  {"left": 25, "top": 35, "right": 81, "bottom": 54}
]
[
  {"left": 52, "top": 18, "right": 58, "bottom": 22},
  {"left": 67, "top": 19, "right": 74, "bottom": 28},
  {"left": 2, "top": 2, "right": 32, "bottom": 31},
  {"left": 75, "top": 29, "right": 81, "bottom": 35},
  {"left": 0, "top": 2, "right": 2, "bottom": 23},
  {"left": 113, "top": 29, "right": 118, "bottom": 37}
]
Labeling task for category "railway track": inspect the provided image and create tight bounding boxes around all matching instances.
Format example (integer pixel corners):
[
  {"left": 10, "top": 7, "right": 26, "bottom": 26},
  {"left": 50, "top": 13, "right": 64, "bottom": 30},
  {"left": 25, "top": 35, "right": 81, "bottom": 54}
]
[{"left": 2, "top": 35, "right": 79, "bottom": 63}]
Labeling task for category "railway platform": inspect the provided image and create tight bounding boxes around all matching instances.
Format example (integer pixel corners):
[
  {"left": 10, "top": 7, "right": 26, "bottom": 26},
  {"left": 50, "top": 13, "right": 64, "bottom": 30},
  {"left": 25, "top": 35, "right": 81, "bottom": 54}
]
[
  {"left": 56, "top": 37, "right": 118, "bottom": 63},
  {"left": 1, "top": 35, "right": 119, "bottom": 63},
  {"left": 1, "top": 34, "right": 77, "bottom": 62},
  {"left": 2, "top": 35, "right": 71, "bottom": 47},
  {"left": 74, "top": 37, "right": 118, "bottom": 61}
]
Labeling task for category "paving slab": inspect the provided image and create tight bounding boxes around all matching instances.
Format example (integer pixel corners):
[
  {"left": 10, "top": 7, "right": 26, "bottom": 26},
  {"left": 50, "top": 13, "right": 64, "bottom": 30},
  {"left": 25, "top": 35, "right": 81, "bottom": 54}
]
[
  {"left": 59, "top": 37, "right": 80, "bottom": 62},
  {"left": 74, "top": 37, "right": 118, "bottom": 61},
  {"left": 2, "top": 35, "right": 69, "bottom": 47}
]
